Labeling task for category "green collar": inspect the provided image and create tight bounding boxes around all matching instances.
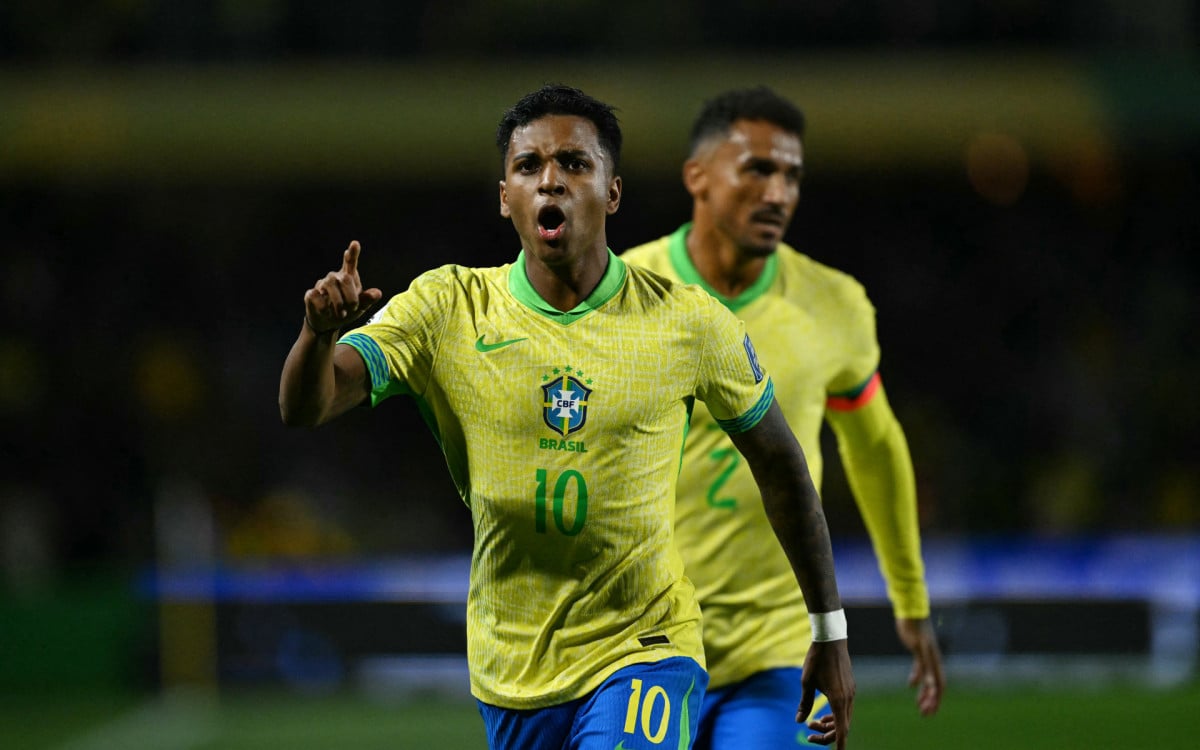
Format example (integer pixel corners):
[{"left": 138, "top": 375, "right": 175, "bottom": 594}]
[
  {"left": 508, "top": 248, "right": 626, "bottom": 324},
  {"left": 668, "top": 223, "right": 778, "bottom": 312}
]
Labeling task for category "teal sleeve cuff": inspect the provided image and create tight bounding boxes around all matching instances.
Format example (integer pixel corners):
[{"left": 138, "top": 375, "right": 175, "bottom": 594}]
[
  {"left": 716, "top": 378, "right": 774, "bottom": 435},
  {"left": 339, "top": 332, "right": 389, "bottom": 392}
]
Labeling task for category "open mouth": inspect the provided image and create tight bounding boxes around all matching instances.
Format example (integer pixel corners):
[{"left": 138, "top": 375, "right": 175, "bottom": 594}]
[{"left": 537, "top": 205, "right": 566, "bottom": 241}]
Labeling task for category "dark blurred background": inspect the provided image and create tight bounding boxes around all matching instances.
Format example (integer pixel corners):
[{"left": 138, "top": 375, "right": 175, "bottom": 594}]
[{"left": 1, "top": 0, "right": 1197, "bottom": 697}]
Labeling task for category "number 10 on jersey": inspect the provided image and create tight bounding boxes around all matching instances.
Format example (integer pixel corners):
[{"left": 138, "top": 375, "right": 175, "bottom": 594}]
[{"left": 534, "top": 468, "right": 588, "bottom": 535}]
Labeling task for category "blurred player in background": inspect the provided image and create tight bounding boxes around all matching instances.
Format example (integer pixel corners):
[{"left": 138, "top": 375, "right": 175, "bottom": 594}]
[
  {"left": 622, "top": 86, "right": 943, "bottom": 748},
  {"left": 279, "top": 84, "right": 854, "bottom": 749}
]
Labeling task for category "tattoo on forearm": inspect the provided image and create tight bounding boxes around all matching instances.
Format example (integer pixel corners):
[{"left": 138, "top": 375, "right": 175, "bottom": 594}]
[{"left": 762, "top": 469, "right": 841, "bottom": 613}]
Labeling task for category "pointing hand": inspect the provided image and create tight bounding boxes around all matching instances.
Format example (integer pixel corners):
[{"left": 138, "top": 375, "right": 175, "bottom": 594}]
[{"left": 303, "top": 240, "right": 384, "bottom": 335}]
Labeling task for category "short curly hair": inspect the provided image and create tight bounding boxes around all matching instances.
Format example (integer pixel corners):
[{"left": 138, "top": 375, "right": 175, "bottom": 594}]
[
  {"left": 496, "top": 84, "right": 623, "bottom": 173},
  {"left": 688, "top": 86, "right": 806, "bottom": 155}
]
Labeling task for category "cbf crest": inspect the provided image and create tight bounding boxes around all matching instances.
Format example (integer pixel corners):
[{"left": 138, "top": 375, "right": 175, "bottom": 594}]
[{"left": 542, "top": 366, "right": 593, "bottom": 436}]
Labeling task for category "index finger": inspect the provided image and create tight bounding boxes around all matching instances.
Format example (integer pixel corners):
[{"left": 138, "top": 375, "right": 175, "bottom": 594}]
[{"left": 342, "top": 240, "right": 362, "bottom": 273}]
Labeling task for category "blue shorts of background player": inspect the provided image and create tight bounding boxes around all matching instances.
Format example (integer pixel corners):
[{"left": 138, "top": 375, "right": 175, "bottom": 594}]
[
  {"left": 477, "top": 656, "right": 708, "bottom": 750},
  {"left": 693, "top": 667, "right": 832, "bottom": 749}
]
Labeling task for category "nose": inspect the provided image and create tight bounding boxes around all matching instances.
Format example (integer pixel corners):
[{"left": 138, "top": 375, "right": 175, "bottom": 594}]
[
  {"left": 538, "top": 163, "right": 566, "bottom": 195},
  {"left": 763, "top": 172, "right": 791, "bottom": 205}
]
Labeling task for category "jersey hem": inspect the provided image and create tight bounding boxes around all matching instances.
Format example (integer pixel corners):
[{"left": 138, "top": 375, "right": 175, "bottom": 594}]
[{"left": 470, "top": 653, "right": 704, "bottom": 711}]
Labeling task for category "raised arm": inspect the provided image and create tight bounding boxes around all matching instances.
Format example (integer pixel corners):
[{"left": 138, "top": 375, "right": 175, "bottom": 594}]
[
  {"left": 728, "top": 400, "right": 855, "bottom": 748},
  {"left": 279, "top": 241, "right": 384, "bottom": 427}
]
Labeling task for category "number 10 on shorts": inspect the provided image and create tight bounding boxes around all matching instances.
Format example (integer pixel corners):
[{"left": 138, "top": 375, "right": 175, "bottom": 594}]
[{"left": 624, "top": 678, "right": 671, "bottom": 744}]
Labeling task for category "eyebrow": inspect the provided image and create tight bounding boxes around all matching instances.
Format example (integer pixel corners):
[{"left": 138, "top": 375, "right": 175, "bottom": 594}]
[
  {"left": 511, "top": 148, "right": 593, "bottom": 163},
  {"left": 742, "top": 155, "right": 804, "bottom": 173}
]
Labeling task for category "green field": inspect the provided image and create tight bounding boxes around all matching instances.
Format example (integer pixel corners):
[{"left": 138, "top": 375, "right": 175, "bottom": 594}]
[{"left": 3, "top": 681, "right": 1197, "bottom": 749}]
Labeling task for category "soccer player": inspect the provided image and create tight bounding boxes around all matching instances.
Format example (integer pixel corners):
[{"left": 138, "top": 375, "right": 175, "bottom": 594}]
[
  {"left": 279, "top": 85, "right": 854, "bottom": 749},
  {"left": 621, "top": 86, "right": 944, "bottom": 748}
]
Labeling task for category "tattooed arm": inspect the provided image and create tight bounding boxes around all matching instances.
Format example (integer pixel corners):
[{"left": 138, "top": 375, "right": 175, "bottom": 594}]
[{"left": 729, "top": 400, "right": 856, "bottom": 748}]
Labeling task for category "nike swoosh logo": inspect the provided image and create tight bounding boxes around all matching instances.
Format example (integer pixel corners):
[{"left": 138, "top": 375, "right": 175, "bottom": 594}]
[
  {"left": 614, "top": 742, "right": 632, "bottom": 750},
  {"left": 475, "top": 335, "right": 527, "bottom": 352}
]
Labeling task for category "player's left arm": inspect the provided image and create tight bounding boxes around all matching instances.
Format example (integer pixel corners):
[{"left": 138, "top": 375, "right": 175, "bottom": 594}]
[
  {"left": 728, "top": 402, "right": 855, "bottom": 747},
  {"left": 826, "top": 375, "right": 944, "bottom": 716}
]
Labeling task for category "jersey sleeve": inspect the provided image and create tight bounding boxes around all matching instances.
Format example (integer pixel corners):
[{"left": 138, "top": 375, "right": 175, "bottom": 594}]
[
  {"left": 825, "top": 278, "right": 881, "bottom": 402},
  {"left": 336, "top": 265, "right": 453, "bottom": 406},
  {"left": 819, "top": 273, "right": 929, "bottom": 618},
  {"left": 826, "top": 383, "right": 929, "bottom": 618},
  {"left": 693, "top": 296, "right": 774, "bottom": 434}
]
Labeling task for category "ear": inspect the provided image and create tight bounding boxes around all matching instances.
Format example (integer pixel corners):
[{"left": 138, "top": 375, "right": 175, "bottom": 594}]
[
  {"left": 682, "top": 158, "right": 707, "bottom": 199},
  {"left": 606, "top": 175, "right": 622, "bottom": 215},
  {"left": 498, "top": 179, "right": 510, "bottom": 218}
]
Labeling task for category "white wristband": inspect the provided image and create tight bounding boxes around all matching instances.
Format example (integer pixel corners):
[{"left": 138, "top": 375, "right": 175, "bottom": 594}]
[{"left": 810, "top": 608, "right": 848, "bottom": 642}]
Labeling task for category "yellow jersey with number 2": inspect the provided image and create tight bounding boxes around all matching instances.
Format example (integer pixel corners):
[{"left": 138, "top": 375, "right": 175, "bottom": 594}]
[{"left": 623, "top": 224, "right": 928, "bottom": 688}]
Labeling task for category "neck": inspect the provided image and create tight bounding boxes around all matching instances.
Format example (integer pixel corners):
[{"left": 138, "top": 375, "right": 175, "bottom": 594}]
[
  {"left": 525, "top": 245, "right": 609, "bottom": 312},
  {"left": 685, "top": 220, "right": 769, "bottom": 299}
]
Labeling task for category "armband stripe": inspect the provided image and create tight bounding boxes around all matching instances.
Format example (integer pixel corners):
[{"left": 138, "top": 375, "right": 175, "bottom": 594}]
[
  {"left": 339, "top": 332, "right": 389, "bottom": 391},
  {"left": 827, "top": 371, "right": 881, "bottom": 412},
  {"left": 715, "top": 378, "right": 774, "bottom": 435}
]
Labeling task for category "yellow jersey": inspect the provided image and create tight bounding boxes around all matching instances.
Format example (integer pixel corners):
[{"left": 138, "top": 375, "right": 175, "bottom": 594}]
[
  {"left": 340, "top": 249, "right": 773, "bottom": 707},
  {"left": 622, "top": 224, "right": 928, "bottom": 688}
]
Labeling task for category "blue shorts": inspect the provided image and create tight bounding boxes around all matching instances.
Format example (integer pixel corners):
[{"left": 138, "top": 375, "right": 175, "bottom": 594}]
[
  {"left": 694, "top": 667, "right": 832, "bottom": 749},
  {"left": 477, "top": 656, "right": 708, "bottom": 750}
]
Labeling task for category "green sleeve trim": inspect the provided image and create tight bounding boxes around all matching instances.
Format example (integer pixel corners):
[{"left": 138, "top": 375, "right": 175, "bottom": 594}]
[
  {"left": 829, "top": 369, "right": 880, "bottom": 399},
  {"left": 339, "top": 333, "right": 387, "bottom": 389},
  {"left": 715, "top": 378, "right": 774, "bottom": 435},
  {"left": 338, "top": 332, "right": 408, "bottom": 406}
]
